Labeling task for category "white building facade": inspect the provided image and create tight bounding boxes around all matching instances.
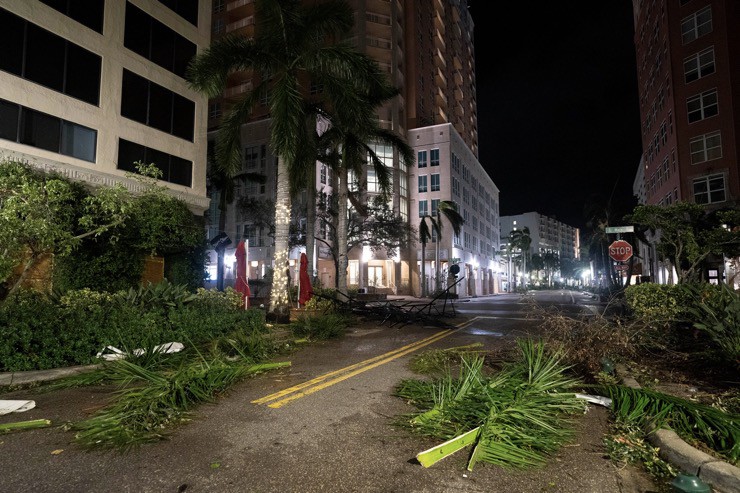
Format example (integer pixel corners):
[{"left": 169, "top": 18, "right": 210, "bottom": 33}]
[{"left": 409, "top": 124, "right": 501, "bottom": 297}]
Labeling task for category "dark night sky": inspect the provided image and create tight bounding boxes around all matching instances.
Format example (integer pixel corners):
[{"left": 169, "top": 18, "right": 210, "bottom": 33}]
[{"left": 467, "top": 2, "right": 643, "bottom": 229}]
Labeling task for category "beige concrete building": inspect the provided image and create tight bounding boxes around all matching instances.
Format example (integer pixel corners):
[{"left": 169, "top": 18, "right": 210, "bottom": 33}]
[{"left": 0, "top": 0, "right": 211, "bottom": 214}]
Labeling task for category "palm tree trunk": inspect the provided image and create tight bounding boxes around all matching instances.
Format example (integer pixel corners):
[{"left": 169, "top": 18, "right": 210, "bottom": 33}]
[
  {"left": 305, "top": 171, "right": 316, "bottom": 284},
  {"left": 421, "top": 240, "right": 427, "bottom": 297},
  {"left": 217, "top": 191, "right": 227, "bottom": 291},
  {"left": 270, "top": 156, "right": 292, "bottom": 315},
  {"left": 336, "top": 163, "right": 349, "bottom": 297}
]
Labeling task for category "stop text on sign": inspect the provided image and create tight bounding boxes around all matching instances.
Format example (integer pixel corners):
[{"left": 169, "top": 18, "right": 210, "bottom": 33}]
[{"left": 608, "top": 240, "right": 633, "bottom": 262}]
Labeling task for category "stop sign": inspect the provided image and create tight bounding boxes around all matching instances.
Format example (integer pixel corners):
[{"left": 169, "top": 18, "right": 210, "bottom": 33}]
[{"left": 608, "top": 240, "right": 633, "bottom": 262}]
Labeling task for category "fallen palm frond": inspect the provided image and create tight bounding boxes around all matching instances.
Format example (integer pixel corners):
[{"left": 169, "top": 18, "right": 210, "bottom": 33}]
[
  {"left": 396, "top": 339, "right": 585, "bottom": 470},
  {"left": 600, "top": 384, "right": 740, "bottom": 463},
  {"left": 0, "top": 419, "right": 52, "bottom": 433},
  {"left": 72, "top": 358, "right": 289, "bottom": 451}
]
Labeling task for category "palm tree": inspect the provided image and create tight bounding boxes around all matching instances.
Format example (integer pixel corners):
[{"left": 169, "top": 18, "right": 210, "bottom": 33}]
[
  {"left": 543, "top": 251, "right": 560, "bottom": 287},
  {"left": 510, "top": 227, "right": 531, "bottom": 288},
  {"left": 419, "top": 201, "right": 464, "bottom": 297},
  {"left": 188, "top": 0, "right": 388, "bottom": 315},
  {"left": 316, "top": 100, "right": 414, "bottom": 297}
]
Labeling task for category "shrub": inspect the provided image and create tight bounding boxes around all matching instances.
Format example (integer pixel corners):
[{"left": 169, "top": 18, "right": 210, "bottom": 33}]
[
  {"left": 290, "top": 313, "right": 348, "bottom": 340},
  {"left": 624, "top": 283, "right": 689, "bottom": 326},
  {"left": 688, "top": 283, "right": 740, "bottom": 365},
  {"left": 0, "top": 287, "right": 268, "bottom": 372}
]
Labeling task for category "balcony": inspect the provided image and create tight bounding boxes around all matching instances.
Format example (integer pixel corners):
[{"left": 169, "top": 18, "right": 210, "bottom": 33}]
[
  {"left": 227, "top": 16, "right": 254, "bottom": 34},
  {"left": 434, "top": 29, "right": 446, "bottom": 51},
  {"left": 434, "top": 11, "right": 445, "bottom": 36},
  {"left": 435, "top": 87, "right": 448, "bottom": 107},
  {"left": 454, "top": 71, "right": 463, "bottom": 86},
  {"left": 435, "top": 67, "right": 447, "bottom": 88},
  {"left": 224, "top": 81, "right": 253, "bottom": 100},
  {"left": 435, "top": 48, "right": 447, "bottom": 68},
  {"left": 227, "top": 0, "right": 254, "bottom": 19}
]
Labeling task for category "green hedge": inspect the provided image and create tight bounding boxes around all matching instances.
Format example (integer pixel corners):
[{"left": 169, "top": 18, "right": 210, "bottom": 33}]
[
  {"left": 625, "top": 282, "right": 733, "bottom": 326},
  {"left": 0, "top": 288, "right": 265, "bottom": 372}
]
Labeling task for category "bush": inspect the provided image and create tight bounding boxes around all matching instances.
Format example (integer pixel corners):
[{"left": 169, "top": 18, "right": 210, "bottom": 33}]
[
  {"left": 624, "top": 284, "right": 689, "bottom": 326},
  {"left": 0, "top": 287, "right": 268, "bottom": 372},
  {"left": 290, "top": 313, "right": 348, "bottom": 340},
  {"left": 688, "top": 283, "right": 740, "bottom": 365}
]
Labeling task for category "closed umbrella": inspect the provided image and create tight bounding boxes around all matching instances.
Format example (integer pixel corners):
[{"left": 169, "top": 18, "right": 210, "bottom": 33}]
[
  {"left": 234, "top": 240, "right": 250, "bottom": 309},
  {"left": 298, "top": 252, "right": 313, "bottom": 306}
]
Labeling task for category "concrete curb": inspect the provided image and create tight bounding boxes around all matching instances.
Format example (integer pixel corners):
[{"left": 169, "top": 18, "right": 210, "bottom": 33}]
[
  {"left": 0, "top": 364, "right": 98, "bottom": 387},
  {"left": 618, "top": 367, "right": 740, "bottom": 493}
]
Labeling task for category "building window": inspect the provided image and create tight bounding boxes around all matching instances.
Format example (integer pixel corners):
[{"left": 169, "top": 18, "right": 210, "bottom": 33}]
[
  {"left": 213, "top": 0, "right": 225, "bottom": 13},
  {"left": 452, "top": 176, "right": 460, "bottom": 196},
  {"left": 430, "top": 148, "right": 440, "bottom": 166},
  {"left": 418, "top": 175, "right": 428, "bottom": 193},
  {"left": 431, "top": 173, "right": 440, "bottom": 192},
  {"left": 121, "top": 69, "right": 195, "bottom": 141},
  {"left": 320, "top": 165, "right": 327, "bottom": 184},
  {"left": 689, "top": 131, "right": 722, "bottom": 164},
  {"left": 0, "top": 99, "right": 97, "bottom": 162},
  {"left": 400, "top": 199, "right": 408, "bottom": 221},
  {"left": 417, "top": 150, "right": 427, "bottom": 168},
  {"left": 124, "top": 2, "right": 197, "bottom": 79},
  {"left": 418, "top": 200, "right": 428, "bottom": 217},
  {"left": 208, "top": 102, "right": 221, "bottom": 119},
  {"left": 213, "top": 18, "right": 224, "bottom": 35},
  {"left": 681, "top": 6, "right": 712, "bottom": 44},
  {"left": 431, "top": 199, "right": 440, "bottom": 217},
  {"left": 692, "top": 173, "right": 725, "bottom": 204},
  {"left": 244, "top": 146, "right": 259, "bottom": 169},
  {"left": 39, "top": 0, "right": 104, "bottom": 33},
  {"left": 156, "top": 0, "right": 199, "bottom": 26},
  {"left": 0, "top": 8, "right": 102, "bottom": 106},
  {"left": 687, "top": 89, "right": 718, "bottom": 123},
  {"left": 684, "top": 47, "right": 715, "bottom": 83},
  {"left": 451, "top": 153, "right": 460, "bottom": 173},
  {"left": 118, "top": 138, "right": 192, "bottom": 187},
  {"left": 399, "top": 171, "right": 407, "bottom": 196},
  {"left": 368, "top": 168, "right": 379, "bottom": 192}
]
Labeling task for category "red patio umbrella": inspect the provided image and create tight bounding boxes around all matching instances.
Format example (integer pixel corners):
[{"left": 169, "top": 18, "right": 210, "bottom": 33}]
[
  {"left": 298, "top": 252, "right": 313, "bottom": 306},
  {"left": 234, "top": 240, "right": 251, "bottom": 309}
]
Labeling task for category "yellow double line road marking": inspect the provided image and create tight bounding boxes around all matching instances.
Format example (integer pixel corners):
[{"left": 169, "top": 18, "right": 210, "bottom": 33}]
[{"left": 253, "top": 319, "right": 473, "bottom": 409}]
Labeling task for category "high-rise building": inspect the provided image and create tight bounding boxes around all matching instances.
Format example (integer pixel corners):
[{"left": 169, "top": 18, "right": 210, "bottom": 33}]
[
  {"left": 0, "top": 0, "right": 211, "bottom": 214},
  {"left": 500, "top": 212, "right": 581, "bottom": 262},
  {"left": 631, "top": 0, "right": 739, "bottom": 209},
  {"left": 207, "top": 0, "right": 501, "bottom": 296}
]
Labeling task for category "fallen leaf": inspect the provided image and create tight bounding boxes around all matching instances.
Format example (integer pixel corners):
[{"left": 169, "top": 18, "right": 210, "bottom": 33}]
[
  {"left": 51, "top": 449, "right": 64, "bottom": 455},
  {"left": 210, "top": 462, "right": 220, "bottom": 469}
]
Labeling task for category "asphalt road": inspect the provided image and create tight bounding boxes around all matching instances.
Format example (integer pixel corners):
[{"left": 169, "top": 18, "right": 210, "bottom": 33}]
[{"left": 0, "top": 290, "right": 646, "bottom": 493}]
